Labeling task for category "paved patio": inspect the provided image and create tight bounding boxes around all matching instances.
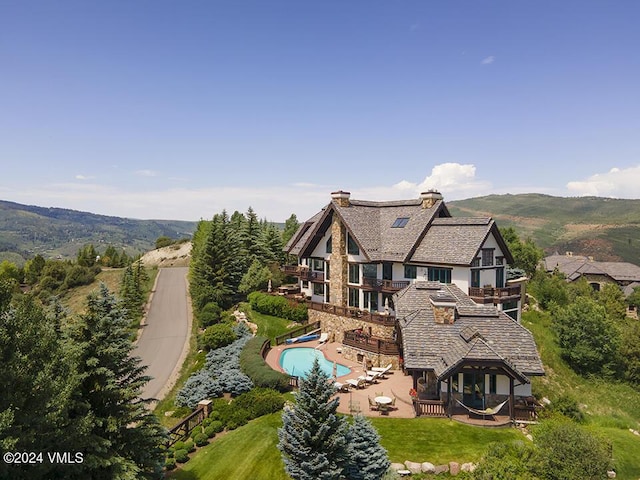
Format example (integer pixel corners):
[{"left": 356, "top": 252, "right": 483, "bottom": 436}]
[{"left": 265, "top": 339, "right": 416, "bottom": 417}]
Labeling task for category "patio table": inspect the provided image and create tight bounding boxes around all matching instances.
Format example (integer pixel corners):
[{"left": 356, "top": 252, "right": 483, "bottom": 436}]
[{"left": 374, "top": 396, "right": 392, "bottom": 406}]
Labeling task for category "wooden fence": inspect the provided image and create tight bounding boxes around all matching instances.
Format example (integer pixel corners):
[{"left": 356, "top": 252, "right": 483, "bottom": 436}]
[
  {"left": 167, "top": 405, "right": 207, "bottom": 447},
  {"left": 413, "top": 399, "right": 447, "bottom": 417},
  {"left": 274, "top": 321, "right": 321, "bottom": 345}
]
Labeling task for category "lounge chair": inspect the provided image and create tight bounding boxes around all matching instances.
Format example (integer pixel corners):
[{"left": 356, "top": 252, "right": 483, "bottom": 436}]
[
  {"left": 359, "top": 374, "right": 377, "bottom": 385},
  {"left": 318, "top": 332, "right": 329, "bottom": 343},
  {"left": 371, "top": 364, "right": 392, "bottom": 376},
  {"left": 334, "top": 382, "right": 349, "bottom": 393},
  {"left": 346, "top": 378, "right": 365, "bottom": 389}
]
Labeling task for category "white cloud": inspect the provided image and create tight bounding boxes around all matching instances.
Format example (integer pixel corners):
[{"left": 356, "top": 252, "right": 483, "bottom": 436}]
[
  {"left": 566, "top": 165, "right": 640, "bottom": 198},
  {"left": 134, "top": 169, "right": 158, "bottom": 177},
  {"left": 75, "top": 174, "right": 95, "bottom": 180},
  {"left": 481, "top": 56, "right": 495, "bottom": 65}
]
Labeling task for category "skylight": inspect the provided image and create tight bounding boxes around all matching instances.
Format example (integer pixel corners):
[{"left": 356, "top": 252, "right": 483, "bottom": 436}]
[{"left": 391, "top": 217, "right": 409, "bottom": 228}]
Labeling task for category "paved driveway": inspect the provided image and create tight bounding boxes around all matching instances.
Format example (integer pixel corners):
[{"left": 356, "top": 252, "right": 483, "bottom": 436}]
[{"left": 134, "top": 266, "right": 190, "bottom": 401}]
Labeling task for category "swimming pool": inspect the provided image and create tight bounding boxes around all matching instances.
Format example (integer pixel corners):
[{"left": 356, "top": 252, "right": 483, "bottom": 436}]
[{"left": 279, "top": 347, "right": 351, "bottom": 378}]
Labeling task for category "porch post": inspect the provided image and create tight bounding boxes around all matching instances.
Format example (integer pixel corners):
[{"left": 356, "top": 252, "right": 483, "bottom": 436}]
[
  {"left": 447, "top": 376, "right": 452, "bottom": 418},
  {"left": 509, "top": 377, "right": 514, "bottom": 421}
]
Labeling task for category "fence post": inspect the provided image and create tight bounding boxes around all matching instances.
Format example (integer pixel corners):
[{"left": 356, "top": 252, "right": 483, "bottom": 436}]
[{"left": 198, "top": 399, "right": 213, "bottom": 417}]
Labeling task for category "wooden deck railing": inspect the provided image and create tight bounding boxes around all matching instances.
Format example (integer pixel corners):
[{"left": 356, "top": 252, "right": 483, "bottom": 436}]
[
  {"left": 361, "top": 278, "right": 410, "bottom": 292},
  {"left": 282, "top": 265, "right": 325, "bottom": 282},
  {"left": 468, "top": 285, "right": 521, "bottom": 303},
  {"left": 413, "top": 399, "right": 447, "bottom": 417},
  {"left": 342, "top": 330, "right": 399, "bottom": 355},
  {"left": 167, "top": 406, "right": 206, "bottom": 447},
  {"left": 306, "top": 301, "right": 396, "bottom": 326}
]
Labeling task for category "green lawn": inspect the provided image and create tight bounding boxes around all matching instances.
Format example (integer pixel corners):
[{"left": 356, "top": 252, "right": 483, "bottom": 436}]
[
  {"left": 168, "top": 412, "right": 525, "bottom": 480},
  {"left": 239, "top": 303, "right": 294, "bottom": 342}
]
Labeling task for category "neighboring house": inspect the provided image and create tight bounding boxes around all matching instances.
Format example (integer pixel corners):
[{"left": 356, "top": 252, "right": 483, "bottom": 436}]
[
  {"left": 395, "top": 281, "right": 544, "bottom": 420},
  {"left": 543, "top": 253, "right": 640, "bottom": 292}
]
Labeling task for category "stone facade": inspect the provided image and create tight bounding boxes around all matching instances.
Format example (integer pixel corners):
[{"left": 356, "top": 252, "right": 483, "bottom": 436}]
[
  {"left": 309, "top": 309, "right": 400, "bottom": 369},
  {"left": 329, "top": 213, "right": 348, "bottom": 306}
]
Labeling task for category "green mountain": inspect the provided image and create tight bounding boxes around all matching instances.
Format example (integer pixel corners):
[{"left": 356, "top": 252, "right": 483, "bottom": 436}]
[
  {"left": 0, "top": 200, "right": 198, "bottom": 264},
  {"left": 448, "top": 193, "right": 640, "bottom": 265}
]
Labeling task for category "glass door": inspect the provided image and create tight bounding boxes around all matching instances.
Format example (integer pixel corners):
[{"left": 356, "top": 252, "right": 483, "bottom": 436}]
[{"left": 463, "top": 372, "right": 485, "bottom": 408}]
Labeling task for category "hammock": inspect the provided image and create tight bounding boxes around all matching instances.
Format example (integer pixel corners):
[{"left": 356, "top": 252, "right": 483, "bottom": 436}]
[{"left": 455, "top": 398, "right": 509, "bottom": 417}]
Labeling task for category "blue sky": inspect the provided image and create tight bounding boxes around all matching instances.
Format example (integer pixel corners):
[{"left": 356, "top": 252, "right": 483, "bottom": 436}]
[{"left": 1, "top": 1, "right": 639, "bottom": 222}]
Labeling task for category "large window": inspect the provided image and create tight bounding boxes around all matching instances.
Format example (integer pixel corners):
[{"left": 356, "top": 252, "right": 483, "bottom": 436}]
[
  {"left": 496, "top": 268, "right": 505, "bottom": 288},
  {"left": 363, "top": 291, "right": 378, "bottom": 312},
  {"left": 311, "top": 258, "right": 324, "bottom": 271},
  {"left": 428, "top": 267, "right": 452, "bottom": 283},
  {"left": 362, "top": 263, "right": 377, "bottom": 279},
  {"left": 471, "top": 269, "right": 480, "bottom": 288},
  {"left": 347, "top": 235, "right": 359, "bottom": 255},
  {"left": 382, "top": 262, "right": 393, "bottom": 280},
  {"left": 481, "top": 249, "right": 494, "bottom": 267},
  {"left": 382, "top": 293, "right": 394, "bottom": 311},
  {"left": 348, "top": 288, "right": 360, "bottom": 308},
  {"left": 404, "top": 264, "right": 417, "bottom": 279},
  {"left": 312, "top": 283, "right": 324, "bottom": 296},
  {"left": 348, "top": 264, "right": 360, "bottom": 284},
  {"left": 489, "top": 374, "right": 497, "bottom": 394}
]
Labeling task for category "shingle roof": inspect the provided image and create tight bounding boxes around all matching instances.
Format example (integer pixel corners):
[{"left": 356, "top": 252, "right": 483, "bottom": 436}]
[
  {"left": 395, "top": 282, "right": 544, "bottom": 379},
  {"left": 409, "top": 218, "right": 495, "bottom": 265},
  {"left": 285, "top": 210, "right": 325, "bottom": 256},
  {"left": 544, "top": 254, "right": 640, "bottom": 283}
]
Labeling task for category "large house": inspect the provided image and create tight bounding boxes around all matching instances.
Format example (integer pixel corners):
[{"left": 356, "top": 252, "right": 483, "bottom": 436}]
[
  {"left": 284, "top": 190, "right": 523, "bottom": 320},
  {"left": 283, "top": 190, "right": 543, "bottom": 420}
]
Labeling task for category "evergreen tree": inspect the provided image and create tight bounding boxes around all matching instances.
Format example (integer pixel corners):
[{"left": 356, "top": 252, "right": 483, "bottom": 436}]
[
  {"left": 67, "top": 284, "right": 166, "bottom": 479},
  {"left": 345, "top": 415, "right": 391, "bottom": 480},
  {"left": 282, "top": 213, "right": 300, "bottom": 245},
  {"left": 77, "top": 244, "right": 98, "bottom": 267},
  {"left": 261, "top": 223, "right": 285, "bottom": 264},
  {"left": 278, "top": 357, "right": 348, "bottom": 480}
]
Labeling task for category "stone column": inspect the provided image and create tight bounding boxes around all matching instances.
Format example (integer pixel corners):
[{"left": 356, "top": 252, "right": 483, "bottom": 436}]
[{"left": 329, "top": 213, "right": 348, "bottom": 306}]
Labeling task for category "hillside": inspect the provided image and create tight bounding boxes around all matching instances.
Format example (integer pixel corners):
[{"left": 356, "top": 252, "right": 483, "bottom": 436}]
[
  {"left": 448, "top": 194, "right": 640, "bottom": 265},
  {"left": 0, "top": 200, "right": 198, "bottom": 264}
]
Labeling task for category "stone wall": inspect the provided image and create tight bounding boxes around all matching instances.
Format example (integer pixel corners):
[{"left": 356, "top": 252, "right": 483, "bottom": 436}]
[
  {"left": 329, "top": 213, "right": 347, "bottom": 306},
  {"left": 309, "top": 310, "right": 394, "bottom": 341},
  {"left": 341, "top": 344, "right": 399, "bottom": 370}
]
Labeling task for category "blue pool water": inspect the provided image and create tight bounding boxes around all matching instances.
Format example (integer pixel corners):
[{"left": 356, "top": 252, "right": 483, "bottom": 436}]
[{"left": 280, "top": 347, "right": 351, "bottom": 378}]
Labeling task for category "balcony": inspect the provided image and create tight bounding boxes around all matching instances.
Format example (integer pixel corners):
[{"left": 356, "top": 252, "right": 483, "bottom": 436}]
[
  {"left": 342, "top": 329, "right": 399, "bottom": 355},
  {"left": 468, "top": 285, "right": 521, "bottom": 304},
  {"left": 361, "top": 278, "right": 411, "bottom": 293},
  {"left": 282, "top": 265, "right": 324, "bottom": 282},
  {"left": 306, "top": 301, "right": 396, "bottom": 326}
]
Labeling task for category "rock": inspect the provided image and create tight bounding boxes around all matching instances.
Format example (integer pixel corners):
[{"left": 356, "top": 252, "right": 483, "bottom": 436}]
[
  {"left": 421, "top": 462, "right": 436, "bottom": 473},
  {"left": 461, "top": 463, "right": 476, "bottom": 473},
  {"left": 390, "top": 463, "right": 405, "bottom": 472},
  {"left": 541, "top": 397, "right": 551, "bottom": 405},
  {"left": 433, "top": 464, "right": 449, "bottom": 474},
  {"left": 526, "top": 434, "right": 534, "bottom": 441},
  {"left": 607, "top": 470, "right": 616, "bottom": 478},
  {"left": 449, "top": 461, "right": 460, "bottom": 476},
  {"left": 404, "top": 461, "right": 422, "bottom": 474}
]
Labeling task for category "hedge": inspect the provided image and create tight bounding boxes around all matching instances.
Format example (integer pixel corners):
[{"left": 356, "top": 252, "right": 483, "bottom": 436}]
[
  {"left": 247, "top": 291, "right": 307, "bottom": 322},
  {"left": 240, "top": 336, "right": 291, "bottom": 392}
]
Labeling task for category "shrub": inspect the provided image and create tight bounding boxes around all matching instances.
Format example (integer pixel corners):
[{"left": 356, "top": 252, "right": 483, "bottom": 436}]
[
  {"left": 232, "top": 387, "right": 285, "bottom": 418},
  {"left": 199, "top": 302, "right": 223, "bottom": 327},
  {"left": 546, "top": 394, "right": 585, "bottom": 423},
  {"left": 164, "top": 457, "right": 177, "bottom": 471},
  {"left": 247, "top": 291, "right": 307, "bottom": 322},
  {"left": 201, "top": 323, "right": 237, "bottom": 351},
  {"left": 172, "top": 441, "right": 187, "bottom": 452},
  {"left": 194, "top": 433, "right": 209, "bottom": 447},
  {"left": 208, "top": 420, "right": 224, "bottom": 434},
  {"left": 174, "top": 449, "right": 189, "bottom": 464},
  {"left": 240, "top": 336, "right": 291, "bottom": 392},
  {"left": 184, "top": 439, "right": 195, "bottom": 453},
  {"left": 204, "top": 425, "right": 217, "bottom": 439}
]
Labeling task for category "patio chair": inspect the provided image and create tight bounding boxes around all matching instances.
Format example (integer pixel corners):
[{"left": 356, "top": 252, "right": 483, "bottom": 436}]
[
  {"left": 368, "top": 397, "right": 379, "bottom": 411},
  {"left": 334, "top": 382, "right": 349, "bottom": 393},
  {"left": 359, "top": 374, "right": 376, "bottom": 385},
  {"left": 318, "top": 332, "right": 329, "bottom": 344},
  {"left": 346, "top": 378, "right": 365, "bottom": 389},
  {"left": 371, "top": 364, "right": 392, "bottom": 377}
]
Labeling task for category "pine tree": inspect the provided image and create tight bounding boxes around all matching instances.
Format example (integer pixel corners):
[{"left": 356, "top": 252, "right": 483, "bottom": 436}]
[
  {"left": 277, "top": 357, "right": 348, "bottom": 480},
  {"left": 345, "top": 415, "right": 391, "bottom": 480},
  {"left": 67, "top": 284, "right": 166, "bottom": 479}
]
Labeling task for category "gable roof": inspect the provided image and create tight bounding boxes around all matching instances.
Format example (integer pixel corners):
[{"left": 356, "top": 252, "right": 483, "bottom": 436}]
[
  {"left": 544, "top": 254, "right": 640, "bottom": 283},
  {"left": 395, "top": 281, "right": 544, "bottom": 380},
  {"left": 284, "top": 192, "right": 510, "bottom": 266}
]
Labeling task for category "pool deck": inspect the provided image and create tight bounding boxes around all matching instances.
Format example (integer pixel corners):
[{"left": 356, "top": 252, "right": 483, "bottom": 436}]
[{"left": 266, "top": 339, "right": 417, "bottom": 418}]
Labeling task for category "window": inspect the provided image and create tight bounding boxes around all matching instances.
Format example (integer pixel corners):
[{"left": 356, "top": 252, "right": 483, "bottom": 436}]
[
  {"left": 496, "top": 256, "right": 504, "bottom": 266},
  {"left": 404, "top": 264, "right": 417, "bottom": 279},
  {"left": 382, "top": 293, "right": 394, "bottom": 311},
  {"left": 312, "top": 258, "right": 324, "bottom": 271},
  {"left": 312, "top": 283, "right": 324, "bottom": 296},
  {"left": 471, "top": 269, "right": 480, "bottom": 288},
  {"left": 301, "top": 281, "right": 309, "bottom": 289},
  {"left": 481, "top": 249, "right": 494, "bottom": 267},
  {"left": 363, "top": 291, "right": 378, "bottom": 311},
  {"left": 362, "top": 263, "right": 377, "bottom": 279},
  {"left": 472, "top": 257, "right": 481, "bottom": 268},
  {"left": 382, "top": 262, "right": 393, "bottom": 280},
  {"left": 348, "top": 288, "right": 360, "bottom": 308},
  {"left": 347, "top": 235, "right": 360, "bottom": 255},
  {"left": 326, "top": 261, "right": 330, "bottom": 280},
  {"left": 428, "top": 267, "right": 451, "bottom": 283},
  {"left": 489, "top": 374, "right": 497, "bottom": 394},
  {"left": 391, "top": 217, "right": 409, "bottom": 228},
  {"left": 496, "top": 267, "right": 505, "bottom": 288},
  {"left": 326, "top": 236, "right": 332, "bottom": 253},
  {"left": 348, "top": 264, "right": 360, "bottom": 284}
]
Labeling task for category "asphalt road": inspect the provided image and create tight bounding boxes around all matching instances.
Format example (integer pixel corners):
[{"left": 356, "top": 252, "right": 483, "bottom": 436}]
[{"left": 134, "top": 266, "right": 190, "bottom": 401}]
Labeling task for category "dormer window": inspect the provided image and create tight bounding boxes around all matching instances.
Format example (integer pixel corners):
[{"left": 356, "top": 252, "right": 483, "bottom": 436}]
[{"left": 392, "top": 217, "right": 409, "bottom": 228}]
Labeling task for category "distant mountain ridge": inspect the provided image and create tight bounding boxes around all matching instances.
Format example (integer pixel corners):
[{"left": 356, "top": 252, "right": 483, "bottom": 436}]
[
  {"left": 0, "top": 199, "right": 198, "bottom": 264},
  {"left": 448, "top": 193, "right": 640, "bottom": 265}
]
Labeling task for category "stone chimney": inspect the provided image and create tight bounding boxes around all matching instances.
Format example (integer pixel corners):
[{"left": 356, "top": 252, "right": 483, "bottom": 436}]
[
  {"left": 331, "top": 190, "right": 351, "bottom": 207},
  {"left": 430, "top": 291, "right": 457, "bottom": 324},
  {"left": 420, "top": 189, "right": 443, "bottom": 209}
]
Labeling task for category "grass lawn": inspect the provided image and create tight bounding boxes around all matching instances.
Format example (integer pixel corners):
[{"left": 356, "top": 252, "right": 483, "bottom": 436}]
[
  {"left": 168, "top": 412, "right": 526, "bottom": 480},
  {"left": 239, "top": 303, "right": 294, "bottom": 342}
]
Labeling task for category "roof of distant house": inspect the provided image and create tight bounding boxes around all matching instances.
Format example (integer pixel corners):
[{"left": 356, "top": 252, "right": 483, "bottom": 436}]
[
  {"left": 543, "top": 254, "right": 640, "bottom": 283},
  {"left": 394, "top": 281, "right": 544, "bottom": 380}
]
